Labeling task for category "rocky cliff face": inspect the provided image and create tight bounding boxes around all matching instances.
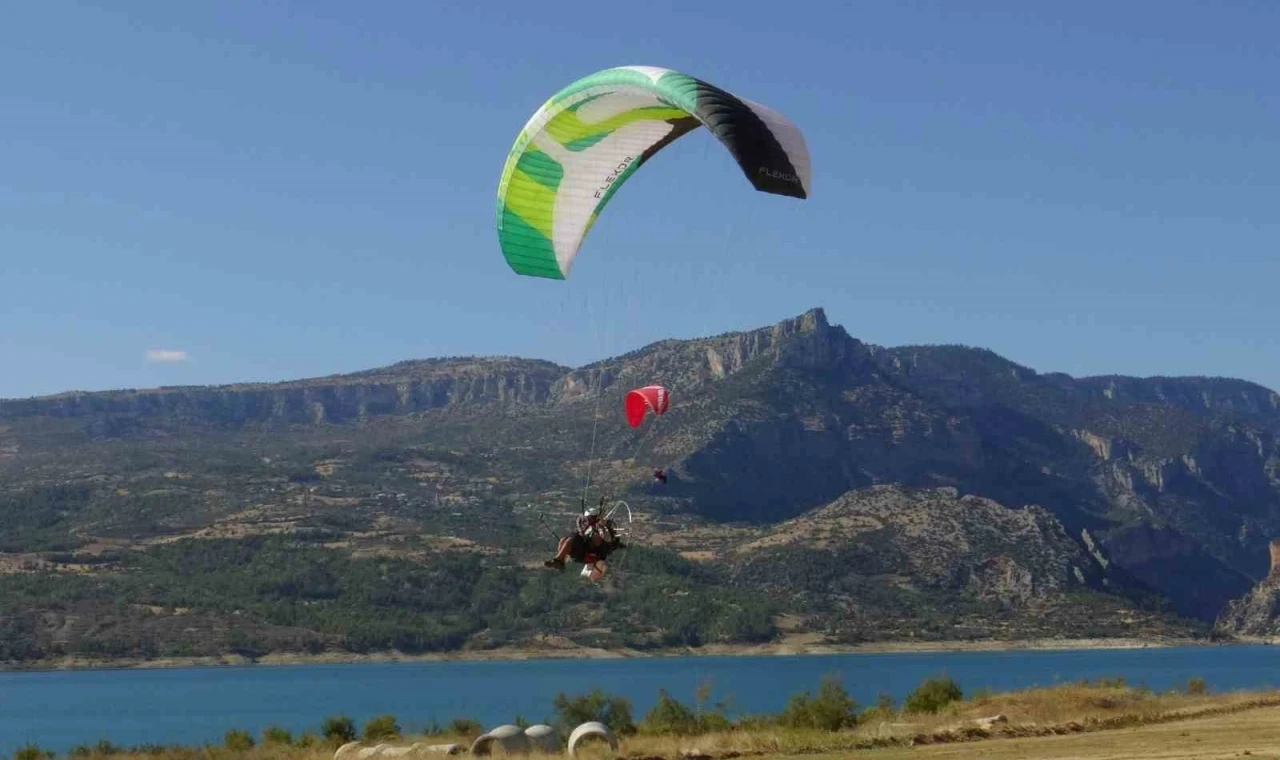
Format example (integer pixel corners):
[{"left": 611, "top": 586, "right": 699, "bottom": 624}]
[
  {"left": 601, "top": 310, "right": 1280, "bottom": 623},
  {"left": 0, "top": 357, "right": 566, "bottom": 429},
  {"left": 551, "top": 308, "right": 856, "bottom": 400},
  {"left": 1079, "top": 376, "right": 1280, "bottom": 419},
  {"left": 570, "top": 308, "right": 988, "bottom": 522},
  {"left": 736, "top": 485, "right": 1100, "bottom": 596},
  {"left": 724, "top": 485, "right": 1195, "bottom": 641},
  {"left": 3, "top": 306, "right": 1278, "bottom": 629},
  {"left": 853, "top": 339, "right": 1280, "bottom": 622},
  {"left": 1215, "top": 538, "right": 1280, "bottom": 638}
]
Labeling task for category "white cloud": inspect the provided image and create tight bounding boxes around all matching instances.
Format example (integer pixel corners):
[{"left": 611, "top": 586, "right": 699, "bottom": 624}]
[{"left": 145, "top": 349, "right": 190, "bottom": 363}]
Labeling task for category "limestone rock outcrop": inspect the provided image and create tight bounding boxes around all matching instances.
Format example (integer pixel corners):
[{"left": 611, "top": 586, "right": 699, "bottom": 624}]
[{"left": 1215, "top": 538, "right": 1280, "bottom": 638}]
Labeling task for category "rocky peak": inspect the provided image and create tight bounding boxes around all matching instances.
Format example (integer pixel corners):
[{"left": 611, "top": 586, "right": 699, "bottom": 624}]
[
  {"left": 776, "top": 306, "right": 830, "bottom": 335},
  {"left": 551, "top": 307, "right": 862, "bottom": 402},
  {"left": 1215, "top": 535, "right": 1280, "bottom": 638},
  {"left": 770, "top": 307, "right": 864, "bottom": 370}
]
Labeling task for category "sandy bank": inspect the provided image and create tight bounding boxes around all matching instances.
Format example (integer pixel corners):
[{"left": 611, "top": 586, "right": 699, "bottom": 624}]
[{"left": 0, "top": 634, "right": 1234, "bottom": 673}]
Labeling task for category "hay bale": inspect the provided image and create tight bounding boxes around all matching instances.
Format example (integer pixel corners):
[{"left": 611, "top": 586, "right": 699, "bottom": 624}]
[
  {"left": 472, "top": 724, "right": 532, "bottom": 756},
  {"left": 523, "top": 724, "right": 561, "bottom": 753},
  {"left": 567, "top": 721, "right": 618, "bottom": 757}
]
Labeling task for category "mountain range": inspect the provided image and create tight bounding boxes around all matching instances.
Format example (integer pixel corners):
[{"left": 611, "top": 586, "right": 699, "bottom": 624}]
[{"left": 1, "top": 307, "right": 1277, "bottom": 665}]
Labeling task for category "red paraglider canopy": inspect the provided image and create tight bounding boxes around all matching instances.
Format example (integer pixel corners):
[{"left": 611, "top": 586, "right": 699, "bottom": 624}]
[{"left": 625, "top": 385, "right": 670, "bottom": 428}]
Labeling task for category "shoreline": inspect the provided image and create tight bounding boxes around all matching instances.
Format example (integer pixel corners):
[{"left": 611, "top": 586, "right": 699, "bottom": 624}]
[
  {"left": 6, "top": 665, "right": 1280, "bottom": 759},
  {"left": 0, "top": 634, "right": 1246, "bottom": 674}
]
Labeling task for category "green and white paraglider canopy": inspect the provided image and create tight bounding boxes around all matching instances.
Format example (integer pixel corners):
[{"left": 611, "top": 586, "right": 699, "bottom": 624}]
[{"left": 496, "top": 65, "right": 812, "bottom": 280}]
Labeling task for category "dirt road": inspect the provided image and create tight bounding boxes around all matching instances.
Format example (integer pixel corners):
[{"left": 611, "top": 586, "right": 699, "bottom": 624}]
[{"left": 799, "top": 704, "right": 1280, "bottom": 760}]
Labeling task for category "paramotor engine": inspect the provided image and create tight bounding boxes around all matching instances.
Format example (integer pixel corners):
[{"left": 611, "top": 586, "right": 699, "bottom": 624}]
[{"left": 580, "top": 499, "right": 634, "bottom": 582}]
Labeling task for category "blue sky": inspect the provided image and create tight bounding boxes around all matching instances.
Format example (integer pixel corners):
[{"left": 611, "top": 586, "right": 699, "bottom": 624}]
[{"left": 1, "top": 1, "right": 1276, "bottom": 399}]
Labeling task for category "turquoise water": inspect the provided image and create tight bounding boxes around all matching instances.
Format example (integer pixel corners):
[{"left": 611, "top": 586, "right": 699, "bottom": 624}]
[{"left": 4, "top": 645, "right": 1280, "bottom": 754}]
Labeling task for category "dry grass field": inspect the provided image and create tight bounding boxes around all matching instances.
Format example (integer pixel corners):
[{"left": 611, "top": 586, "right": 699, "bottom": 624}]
[{"left": 26, "top": 681, "right": 1280, "bottom": 760}]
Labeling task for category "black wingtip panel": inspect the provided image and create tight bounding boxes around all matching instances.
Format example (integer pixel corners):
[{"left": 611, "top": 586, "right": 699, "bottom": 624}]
[{"left": 689, "top": 79, "right": 807, "bottom": 200}]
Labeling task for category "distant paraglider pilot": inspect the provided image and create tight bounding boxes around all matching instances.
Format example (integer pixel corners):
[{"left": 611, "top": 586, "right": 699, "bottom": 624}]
[
  {"left": 544, "top": 502, "right": 623, "bottom": 571},
  {"left": 542, "top": 383, "right": 663, "bottom": 576}
]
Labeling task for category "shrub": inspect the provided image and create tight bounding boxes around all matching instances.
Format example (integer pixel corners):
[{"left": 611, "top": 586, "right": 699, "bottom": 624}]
[
  {"left": 641, "top": 685, "right": 732, "bottom": 736},
  {"left": 13, "top": 745, "right": 53, "bottom": 760},
  {"left": 858, "top": 691, "right": 898, "bottom": 724},
  {"left": 642, "top": 690, "right": 700, "bottom": 735},
  {"left": 733, "top": 714, "right": 776, "bottom": 731},
  {"left": 67, "top": 740, "right": 119, "bottom": 757},
  {"left": 1186, "top": 677, "right": 1207, "bottom": 695},
  {"left": 777, "top": 675, "right": 859, "bottom": 731},
  {"left": 223, "top": 729, "right": 254, "bottom": 751},
  {"left": 262, "top": 725, "right": 294, "bottom": 745},
  {"left": 699, "top": 711, "right": 732, "bottom": 733},
  {"left": 362, "top": 715, "right": 401, "bottom": 742},
  {"left": 693, "top": 679, "right": 732, "bottom": 731},
  {"left": 903, "top": 676, "right": 963, "bottom": 715},
  {"left": 554, "top": 689, "right": 637, "bottom": 736},
  {"left": 322, "top": 714, "right": 357, "bottom": 744},
  {"left": 449, "top": 717, "right": 483, "bottom": 737}
]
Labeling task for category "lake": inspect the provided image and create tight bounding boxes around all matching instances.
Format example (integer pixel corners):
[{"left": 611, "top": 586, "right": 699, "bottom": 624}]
[{"left": 5, "top": 645, "right": 1280, "bottom": 754}]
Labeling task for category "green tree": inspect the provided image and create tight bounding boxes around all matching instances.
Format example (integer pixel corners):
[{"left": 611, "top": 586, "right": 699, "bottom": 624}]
[
  {"left": 223, "top": 729, "right": 254, "bottom": 751},
  {"left": 903, "top": 675, "right": 963, "bottom": 715},
  {"left": 858, "top": 691, "right": 898, "bottom": 724},
  {"left": 13, "top": 745, "right": 54, "bottom": 760},
  {"left": 262, "top": 725, "right": 294, "bottom": 745},
  {"left": 322, "top": 714, "right": 357, "bottom": 744},
  {"left": 777, "top": 675, "right": 859, "bottom": 731},
  {"left": 553, "top": 688, "right": 636, "bottom": 736},
  {"left": 362, "top": 714, "right": 401, "bottom": 742},
  {"left": 642, "top": 690, "right": 699, "bottom": 735}
]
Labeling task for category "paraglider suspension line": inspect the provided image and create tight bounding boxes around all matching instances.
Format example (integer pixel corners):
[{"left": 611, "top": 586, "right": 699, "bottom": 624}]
[
  {"left": 580, "top": 289, "right": 610, "bottom": 507},
  {"left": 537, "top": 512, "right": 560, "bottom": 541},
  {"left": 582, "top": 376, "right": 603, "bottom": 507}
]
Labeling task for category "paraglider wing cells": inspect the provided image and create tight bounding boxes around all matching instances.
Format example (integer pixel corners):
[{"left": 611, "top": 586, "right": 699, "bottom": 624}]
[
  {"left": 496, "top": 65, "right": 811, "bottom": 280},
  {"left": 625, "top": 384, "right": 670, "bottom": 428}
]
